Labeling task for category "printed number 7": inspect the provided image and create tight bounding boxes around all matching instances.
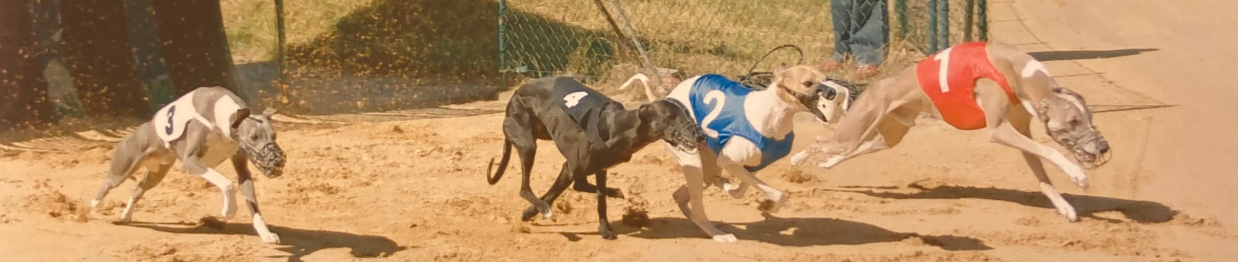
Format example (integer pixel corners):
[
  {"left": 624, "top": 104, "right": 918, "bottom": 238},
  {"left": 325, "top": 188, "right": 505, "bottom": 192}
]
[
  {"left": 932, "top": 47, "right": 954, "bottom": 93},
  {"left": 699, "top": 90, "right": 725, "bottom": 138}
]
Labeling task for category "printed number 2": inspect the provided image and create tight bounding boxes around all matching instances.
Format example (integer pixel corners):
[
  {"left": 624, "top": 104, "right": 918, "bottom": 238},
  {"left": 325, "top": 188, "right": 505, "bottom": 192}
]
[
  {"left": 699, "top": 90, "right": 725, "bottom": 138},
  {"left": 932, "top": 47, "right": 954, "bottom": 93},
  {"left": 164, "top": 105, "right": 176, "bottom": 135},
  {"left": 563, "top": 91, "right": 588, "bottom": 108}
]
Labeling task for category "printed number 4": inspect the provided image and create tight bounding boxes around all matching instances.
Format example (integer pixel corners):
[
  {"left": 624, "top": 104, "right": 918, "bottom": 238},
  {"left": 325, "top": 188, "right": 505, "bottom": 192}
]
[
  {"left": 563, "top": 91, "right": 588, "bottom": 108},
  {"left": 699, "top": 90, "right": 725, "bottom": 138},
  {"left": 932, "top": 47, "right": 954, "bottom": 93},
  {"left": 164, "top": 105, "right": 177, "bottom": 135}
]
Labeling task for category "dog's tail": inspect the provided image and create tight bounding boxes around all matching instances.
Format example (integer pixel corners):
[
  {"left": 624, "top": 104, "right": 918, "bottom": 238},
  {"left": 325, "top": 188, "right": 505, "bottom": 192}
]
[
  {"left": 618, "top": 73, "right": 658, "bottom": 102},
  {"left": 485, "top": 139, "right": 514, "bottom": 185}
]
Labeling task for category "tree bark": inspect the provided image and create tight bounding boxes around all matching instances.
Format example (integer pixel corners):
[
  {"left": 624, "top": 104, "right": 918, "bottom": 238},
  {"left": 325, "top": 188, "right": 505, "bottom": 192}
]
[
  {"left": 60, "top": 0, "right": 150, "bottom": 118},
  {"left": 152, "top": 0, "right": 240, "bottom": 97},
  {"left": 0, "top": 0, "right": 56, "bottom": 130}
]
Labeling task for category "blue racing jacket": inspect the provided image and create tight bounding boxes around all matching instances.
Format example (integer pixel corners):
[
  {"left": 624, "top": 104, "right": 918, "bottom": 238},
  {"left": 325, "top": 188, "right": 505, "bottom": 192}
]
[{"left": 680, "top": 74, "right": 794, "bottom": 172}]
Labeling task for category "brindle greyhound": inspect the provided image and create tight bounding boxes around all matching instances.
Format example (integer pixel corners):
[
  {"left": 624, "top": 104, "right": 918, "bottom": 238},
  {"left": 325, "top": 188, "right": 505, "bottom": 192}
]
[
  {"left": 486, "top": 77, "right": 703, "bottom": 240},
  {"left": 91, "top": 86, "right": 287, "bottom": 244},
  {"left": 791, "top": 42, "right": 1112, "bottom": 221}
]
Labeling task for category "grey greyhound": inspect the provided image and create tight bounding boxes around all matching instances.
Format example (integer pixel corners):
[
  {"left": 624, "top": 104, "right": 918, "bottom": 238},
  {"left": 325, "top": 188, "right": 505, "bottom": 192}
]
[{"left": 91, "top": 86, "right": 287, "bottom": 244}]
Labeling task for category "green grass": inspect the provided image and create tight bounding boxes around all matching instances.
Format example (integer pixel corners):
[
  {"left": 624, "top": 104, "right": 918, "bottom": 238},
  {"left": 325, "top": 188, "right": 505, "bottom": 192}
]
[{"left": 220, "top": 0, "right": 982, "bottom": 87}]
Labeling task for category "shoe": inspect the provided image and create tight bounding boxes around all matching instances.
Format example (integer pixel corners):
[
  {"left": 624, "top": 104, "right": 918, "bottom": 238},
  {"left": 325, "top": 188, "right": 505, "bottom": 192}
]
[
  {"left": 821, "top": 60, "right": 844, "bottom": 72},
  {"left": 854, "top": 64, "right": 880, "bottom": 79}
]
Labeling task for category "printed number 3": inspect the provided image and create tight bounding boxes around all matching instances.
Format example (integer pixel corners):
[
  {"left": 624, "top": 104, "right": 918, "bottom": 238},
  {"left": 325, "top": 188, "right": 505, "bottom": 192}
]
[
  {"left": 699, "top": 90, "right": 725, "bottom": 138},
  {"left": 932, "top": 47, "right": 954, "bottom": 93},
  {"left": 164, "top": 105, "right": 176, "bottom": 135},
  {"left": 563, "top": 91, "right": 588, "bottom": 108}
]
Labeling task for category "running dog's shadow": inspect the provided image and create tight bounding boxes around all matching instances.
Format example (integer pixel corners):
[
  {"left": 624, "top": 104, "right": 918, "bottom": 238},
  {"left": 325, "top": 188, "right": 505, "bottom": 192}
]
[
  {"left": 832, "top": 183, "right": 1178, "bottom": 223},
  {"left": 126, "top": 218, "right": 407, "bottom": 261},
  {"left": 558, "top": 215, "right": 990, "bottom": 251},
  {"left": 1027, "top": 48, "right": 1159, "bottom": 62}
]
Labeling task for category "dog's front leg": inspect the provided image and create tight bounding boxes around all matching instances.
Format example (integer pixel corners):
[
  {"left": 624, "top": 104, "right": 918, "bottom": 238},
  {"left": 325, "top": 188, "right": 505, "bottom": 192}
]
[
  {"left": 991, "top": 123, "right": 1082, "bottom": 221},
  {"left": 667, "top": 145, "right": 737, "bottom": 243},
  {"left": 181, "top": 156, "right": 239, "bottom": 221},
  {"left": 594, "top": 169, "right": 616, "bottom": 240},
  {"left": 232, "top": 154, "right": 280, "bottom": 244}
]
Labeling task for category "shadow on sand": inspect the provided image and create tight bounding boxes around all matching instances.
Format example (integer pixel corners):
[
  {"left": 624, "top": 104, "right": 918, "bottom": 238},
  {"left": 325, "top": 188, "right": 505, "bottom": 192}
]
[
  {"left": 833, "top": 182, "right": 1178, "bottom": 223},
  {"left": 555, "top": 214, "right": 991, "bottom": 251},
  {"left": 126, "top": 219, "right": 407, "bottom": 261},
  {"left": 1028, "top": 48, "right": 1159, "bottom": 62}
]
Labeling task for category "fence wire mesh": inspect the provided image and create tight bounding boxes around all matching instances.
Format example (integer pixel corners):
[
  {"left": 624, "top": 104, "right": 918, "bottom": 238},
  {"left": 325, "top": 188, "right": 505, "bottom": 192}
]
[{"left": 498, "top": 0, "right": 987, "bottom": 89}]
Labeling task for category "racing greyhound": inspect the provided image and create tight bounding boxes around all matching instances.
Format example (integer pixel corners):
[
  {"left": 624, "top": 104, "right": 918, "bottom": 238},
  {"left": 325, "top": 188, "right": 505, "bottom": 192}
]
[
  {"left": 91, "top": 86, "right": 287, "bottom": 244},
  {"left": 790, "top": 42, "right": 1112, "bottom": 221},
  {"left": 619, "top": 65, "right": 861, "bottom": 243},
  {"left": 485, "top": 76, "right": 702, "bottom": 240}
]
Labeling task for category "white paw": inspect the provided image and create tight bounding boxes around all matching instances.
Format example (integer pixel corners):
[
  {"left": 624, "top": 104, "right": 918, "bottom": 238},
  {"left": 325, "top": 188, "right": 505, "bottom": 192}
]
[
  {"left": 260, "top": 232, "right": 281, "bottom": 244},
  {"left": 758, "top": 195, "right": 788, "bottom": 213},
  {"left": 789, "top": 151, "right": 809, "bottom": 166},
  {"left": 1070, "top": 173, "right": 1089, "bottom": 189},
  {"left": 543, "top": 209, "right": 554, "bottom": 220},
  {"left": 817, "top": 155, "right": 844, "bottom": 169},
  {"left": 712, "top": 233, "right": 738, "bottom": 243},
  {"left": 91, "top": 199, "right": 101, "bottom": 210},
  {"left": 1058, "top": 204, "right": 1079, "bottom": 222},
  {"left": 722, "top": 183, "right": 746, "bottom": 199}
]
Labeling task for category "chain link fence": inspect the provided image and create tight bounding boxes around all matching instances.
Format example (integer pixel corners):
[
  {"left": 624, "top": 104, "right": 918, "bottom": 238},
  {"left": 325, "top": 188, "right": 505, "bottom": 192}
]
[{"left": 498, "top": 0, "right": 988, "bottom": 89}]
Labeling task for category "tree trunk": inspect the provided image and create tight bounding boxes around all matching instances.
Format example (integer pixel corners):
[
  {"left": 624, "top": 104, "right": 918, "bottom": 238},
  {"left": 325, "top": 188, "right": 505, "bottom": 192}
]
[
  {"left": 152, "top": 0, "right": 240, "bottom": 97},
  {"left": 60, "top": 0, "right": 150, "bottom": 118},
  {"left": 0, "top": 0, "right": 56, "bottom": 130}
]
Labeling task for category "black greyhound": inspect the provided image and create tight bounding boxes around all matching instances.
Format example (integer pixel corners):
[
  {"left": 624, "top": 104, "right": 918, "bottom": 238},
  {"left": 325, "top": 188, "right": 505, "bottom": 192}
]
[{"left": 486, "top": 76, "right": 703, "bottom": 239}]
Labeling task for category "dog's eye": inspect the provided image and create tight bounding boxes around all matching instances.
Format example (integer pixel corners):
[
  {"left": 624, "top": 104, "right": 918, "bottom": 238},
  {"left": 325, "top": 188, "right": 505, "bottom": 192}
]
[
  {"left": 250, "top": 134, "right": 259, "bottom": 140},
  {"left": 1068, "top": 119, "right": 1081, "bottom": 126},
  {"left": 802, "top": 81, "right": 815, "bottom": 87}
]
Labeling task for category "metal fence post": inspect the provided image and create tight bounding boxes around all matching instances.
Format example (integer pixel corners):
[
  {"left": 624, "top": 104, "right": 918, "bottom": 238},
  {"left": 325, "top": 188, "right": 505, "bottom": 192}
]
[
  {"left": 938, "top": 0, "right": 949, "bottom": 51},
  {"left": 963, "top": 0, "right": 974, "bottom": 42},
  {"left": 498, "top": 0, "right": 508, "bottom": 87},
  {"left": 978, "top": 0, "right": 988, "bottom": 41},
  {"left": 895, "top": 0, "right": 908, "bottom": 38},
  {"left": 927, "top": 0, "right": 937, "bottom": 53},
  {"left": 274, "top": 0, "right": 286, "bottom": 82}
]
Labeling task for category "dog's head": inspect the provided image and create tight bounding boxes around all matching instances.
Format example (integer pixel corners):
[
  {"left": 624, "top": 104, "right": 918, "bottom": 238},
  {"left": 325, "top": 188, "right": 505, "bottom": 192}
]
[
  {"left": 771, "top": 65, "right": 859, "bottom": 123},
  {"left": 232, "top": 107, "right": 286, "bottom": 177},
  {"left": 637, "top": 100, "right": 704, "bottom": 152},
  {"left": 1037, "top": 87, "right": 1110, "bottom": 169}
]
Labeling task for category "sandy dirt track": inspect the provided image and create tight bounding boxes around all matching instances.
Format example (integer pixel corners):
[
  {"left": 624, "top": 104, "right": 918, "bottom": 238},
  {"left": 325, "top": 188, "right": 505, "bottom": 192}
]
[{"left": 1, "top": 0, "right": 1235, "bottom": 261}]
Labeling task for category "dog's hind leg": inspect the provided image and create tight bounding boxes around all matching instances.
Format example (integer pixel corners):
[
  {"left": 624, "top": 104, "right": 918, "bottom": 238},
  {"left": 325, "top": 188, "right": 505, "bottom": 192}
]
[
  {"left": 522, "top": 162, "right": 573, "bottom": 221},
  {"left": 593, "top": 169, "right": 617, "bottom": 240},
  {"left": 117, "top": 162, "right": 171, "bottom": 224},
  {"left": 93, "top": 136, "right": 150, "bottom": 211},
  {"left": 668, "top": 145, "right": 737, "bottom": 243},
  {"left": 503, "top": 111, "right": 551, "bottom": 220}
]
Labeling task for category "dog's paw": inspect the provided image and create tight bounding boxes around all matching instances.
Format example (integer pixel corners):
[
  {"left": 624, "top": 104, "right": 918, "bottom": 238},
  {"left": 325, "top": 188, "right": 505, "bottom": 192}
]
[
  {"left": 1057, "top": 204, "right": 1080, "bottom": 222},
  {"left": 1071, "top": 174, "right": 1089, "bottom": 189},
  {"left": 789, "top": 151, "right": 810, "bottom": 166},
  {"left": 711, "top": 234, "right": 738, "bottom": 243},
  {"left": 600, "top": 228, "right": 618, "bottom": 240},
  {"left": 757, "top": 196, "right": 788, "bottom": 213},
  {"left": 520, "top": 207, "right": 540, "bottom": 222},
  {"left": 722, "top": 183, "right": 747, "bottom": 199},
  {"left": 601, "top": 187, "right": 625, "bottom": 199},
  {"left": 260, "top": 232, "right": 281, "bottom": 244},
  {"left": 817, "top": 155, "right": 845, "bottom": 169}
]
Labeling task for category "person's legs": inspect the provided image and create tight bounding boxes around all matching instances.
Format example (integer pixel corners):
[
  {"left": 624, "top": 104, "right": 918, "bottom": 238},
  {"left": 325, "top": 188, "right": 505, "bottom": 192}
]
[
  {"left": 850, "top": 0, "right": 889, "bottom": 78},
  {"left": 825, "top": 0, "right": 855, "bottom": 71}
]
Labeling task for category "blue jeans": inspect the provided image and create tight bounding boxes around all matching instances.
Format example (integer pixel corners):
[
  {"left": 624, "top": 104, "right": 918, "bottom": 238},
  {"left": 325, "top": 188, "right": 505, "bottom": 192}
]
[{"left": 830, "top": 0, "right": 889, "bottom": 66}]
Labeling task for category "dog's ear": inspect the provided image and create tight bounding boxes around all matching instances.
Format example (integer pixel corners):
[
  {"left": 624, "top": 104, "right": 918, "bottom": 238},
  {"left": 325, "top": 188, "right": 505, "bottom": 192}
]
[
  {"left": 231, "top": 108, "right": 251, "bottom": 129},
  {"left": 262, "top": 107, "right": 277, "bottom": 118}
]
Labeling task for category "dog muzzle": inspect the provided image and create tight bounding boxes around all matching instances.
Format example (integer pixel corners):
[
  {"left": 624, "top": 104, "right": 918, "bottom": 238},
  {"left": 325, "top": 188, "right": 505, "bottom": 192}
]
[
  {"left": 1067, "top": 134, "right": 1111, "bottom": 170},
  {"left": 245, "top": 143, "right": 286, "bottom": 177}
]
